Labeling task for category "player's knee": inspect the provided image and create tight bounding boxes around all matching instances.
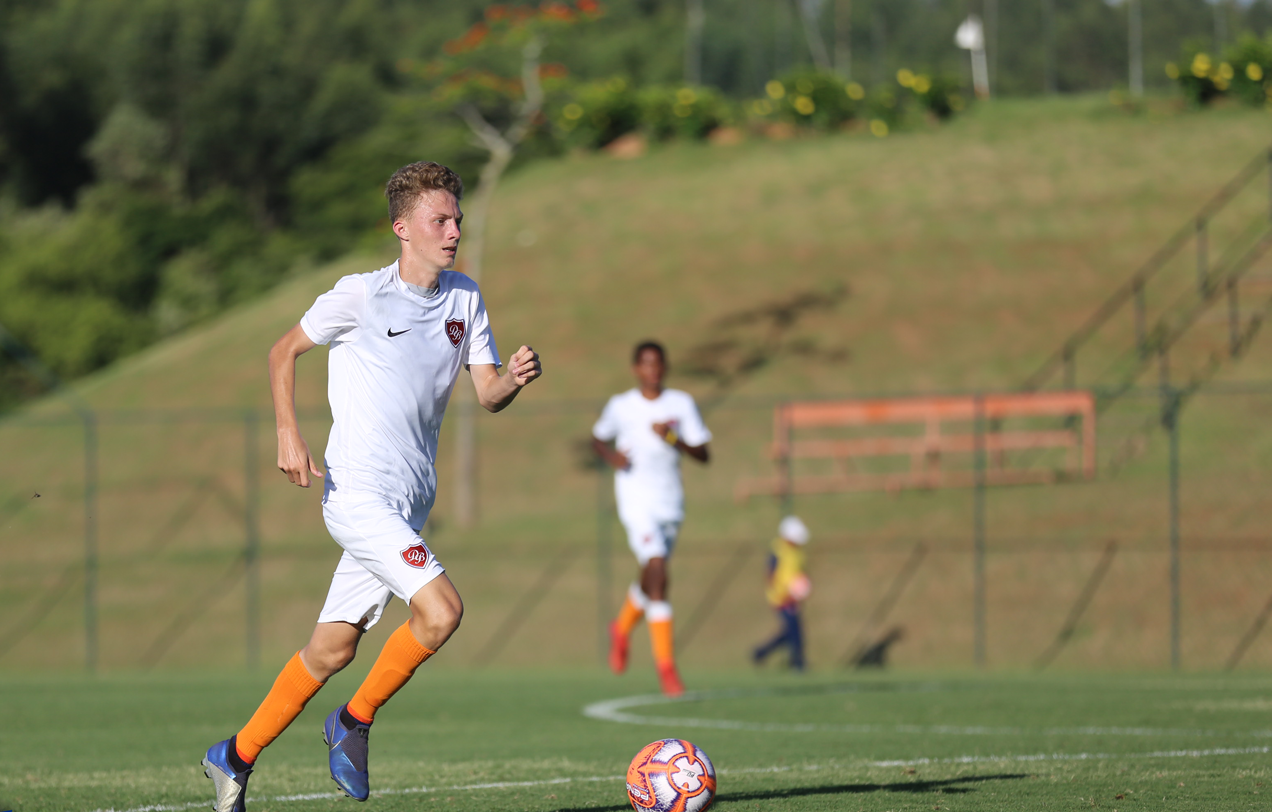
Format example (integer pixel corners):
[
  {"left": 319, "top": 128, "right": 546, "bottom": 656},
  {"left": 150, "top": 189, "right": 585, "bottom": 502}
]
[
  {"left": 302, "top": 642, "right": 357, "bottom": 678},
  {"left": 432, "top": 597, "right": 463, "bottom": 636},
  {"left": 412, "top": 597, "right": 463, "bottom": 646}
]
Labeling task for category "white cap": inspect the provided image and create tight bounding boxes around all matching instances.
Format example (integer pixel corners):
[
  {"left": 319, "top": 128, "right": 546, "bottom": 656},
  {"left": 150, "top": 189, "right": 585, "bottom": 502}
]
[{"left": 778, "top": 516, "right": 810, "bottom": 545}]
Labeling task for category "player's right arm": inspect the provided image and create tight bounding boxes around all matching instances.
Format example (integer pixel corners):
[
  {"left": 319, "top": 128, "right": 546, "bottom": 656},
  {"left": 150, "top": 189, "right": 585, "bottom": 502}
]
[
  {"left": 269, "top": 323, "right": 323, "bottom": 488},
  {"left": 591, "top": 396, "right": 630, "bottom": 470},
  {"left": 591, "top": 438, "right": 630, "bottom": 470}
]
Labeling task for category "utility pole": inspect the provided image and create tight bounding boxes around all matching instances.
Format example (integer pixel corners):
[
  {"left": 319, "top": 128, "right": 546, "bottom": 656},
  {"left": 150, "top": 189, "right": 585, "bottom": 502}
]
[
  {"left": 871, "top": 4, "right": 885, "bottom": 87},
  {"left": 686, "top": 0, "right": 704, "bottom": 85},
  {"left": 1129, "top": 0, "right": 1143, "bottom": 97},
  {"left": 1042, "top": 0, "right": 1056, "bottom": 94},
  {"left": 835, "top": 0, "right": 852, "bottom": 79},
  {"left": 985, "top": 0, "right": 998, "bottom": 91},
  {"left": 1212, "top": 0, "right": 1227, "bottom": 56}
]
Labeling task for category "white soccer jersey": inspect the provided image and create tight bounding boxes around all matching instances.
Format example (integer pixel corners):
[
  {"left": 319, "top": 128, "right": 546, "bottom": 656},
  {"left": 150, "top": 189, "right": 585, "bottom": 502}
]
[
  {"left": 300, "top": 261, "right": 500, "bottom": 513},
  {"left": 592, "top": 388, "right": 711, "bottom": 524}
]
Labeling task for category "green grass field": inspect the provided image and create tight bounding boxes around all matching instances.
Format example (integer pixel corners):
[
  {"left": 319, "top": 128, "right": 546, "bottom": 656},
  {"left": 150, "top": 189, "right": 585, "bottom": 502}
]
[{"left": 4, "top": 668, "right": 1272, "bottom": 812}]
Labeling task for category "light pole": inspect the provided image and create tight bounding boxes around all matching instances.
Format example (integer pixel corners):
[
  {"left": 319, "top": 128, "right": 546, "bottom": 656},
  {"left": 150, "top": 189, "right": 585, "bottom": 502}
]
[
  {"left": 956, "top": 15, "right": 990, "bottom": 98},
  {"left": 1129, "top": 0, "right": 1142, "bottom": 97},
  {"left": 1107, "top": 0, "right": 1143, "bottom": 98}
]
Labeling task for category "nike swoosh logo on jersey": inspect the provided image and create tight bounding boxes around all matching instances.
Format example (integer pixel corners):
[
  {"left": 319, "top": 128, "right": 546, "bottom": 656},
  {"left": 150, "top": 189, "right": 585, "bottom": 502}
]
[{"left": 387, "top": 328, "right": 411, "bottom": 337}]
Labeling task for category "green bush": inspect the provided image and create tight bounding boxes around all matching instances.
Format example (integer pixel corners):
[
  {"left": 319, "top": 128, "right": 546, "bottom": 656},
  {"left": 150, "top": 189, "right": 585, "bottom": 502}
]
[
  {"left": 745, "top": 68, "right": 967, "bottom": 137},
  {"left": 897, "top": 69, "right": 966, "bottom": 120},
  {"left": 549, "top": 78, "right": 643, "bottom": 149},
  {"left": 1170, "top": 45, "right": 1231, "bottom": 106},
  {"left": 1166, "top": 36, "right": 1272, "bottom": 107},
  {"left": 759, "top": 69, "right": 859, "bottom": 130},
  {"left": 0, "top": 205, "right": 150, "bottom": 377},
  {"left": 1224, "top": 34, "right": 1272, "bottom": 107},
  {"left": 637, "top": 84, "right": 731, "bottom": 141}
]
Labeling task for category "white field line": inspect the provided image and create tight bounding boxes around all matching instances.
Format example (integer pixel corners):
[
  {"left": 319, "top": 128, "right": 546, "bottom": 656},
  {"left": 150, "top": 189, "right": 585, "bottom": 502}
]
[
  {"left": 582, "top": 691, "right": 1272, "bottom": 738},
  {"left": 86, "top": 747, "right": 1272, "bottom": 812},
  {"left": 873, "top": 745, "right": 1272, "bottom": 767},
  {"left": 86, "top": 766, "right": 788, "bottom": 812}
]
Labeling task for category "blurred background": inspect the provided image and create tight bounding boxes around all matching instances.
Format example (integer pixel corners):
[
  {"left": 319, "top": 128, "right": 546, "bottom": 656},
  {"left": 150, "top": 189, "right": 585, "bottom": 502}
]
[{"left": 3, "top": 0, "right": 1272, "bottom": 677}]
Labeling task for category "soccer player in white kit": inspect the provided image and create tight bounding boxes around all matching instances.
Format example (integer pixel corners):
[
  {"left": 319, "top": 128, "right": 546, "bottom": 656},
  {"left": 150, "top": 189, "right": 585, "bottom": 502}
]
[
  {"left": 593, "top": 341, "right": 710, "bottom": 696},
  {"left": 201, "top": 161, "right": 541, "bottom": 811}
]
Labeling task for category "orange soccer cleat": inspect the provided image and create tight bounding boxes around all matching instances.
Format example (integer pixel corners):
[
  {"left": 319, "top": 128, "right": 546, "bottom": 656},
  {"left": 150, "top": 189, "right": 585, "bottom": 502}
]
[
  {"left": 656, "top": 662, "right": 684, "bottom": 697},
  {"left": 608, "top": 621, "right": 630, "bottom": 674}
]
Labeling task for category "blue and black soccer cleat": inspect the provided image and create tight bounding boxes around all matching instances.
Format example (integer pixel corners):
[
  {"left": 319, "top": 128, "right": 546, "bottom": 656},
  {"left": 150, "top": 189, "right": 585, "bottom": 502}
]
[
  {"left": 324, "top": 704, "right": 371, "bottom": 801},
  {"left": 202, "top": 738, "right": 253, "bottom": 812}
]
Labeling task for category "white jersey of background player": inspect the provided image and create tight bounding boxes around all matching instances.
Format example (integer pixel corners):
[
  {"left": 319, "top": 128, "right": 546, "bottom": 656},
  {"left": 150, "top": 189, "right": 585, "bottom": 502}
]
[
  {"left": 201, "top": 161, "right": 541, "bottom": 812},
  {"left": 592, "top": 341, "right": 710, "bottom": 696}
]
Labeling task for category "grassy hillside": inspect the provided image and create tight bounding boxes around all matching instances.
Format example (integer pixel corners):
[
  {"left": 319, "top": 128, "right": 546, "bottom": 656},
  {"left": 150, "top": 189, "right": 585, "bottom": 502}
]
[{"left": 4, "top": 95, "right": 1272, "bottom": 674}]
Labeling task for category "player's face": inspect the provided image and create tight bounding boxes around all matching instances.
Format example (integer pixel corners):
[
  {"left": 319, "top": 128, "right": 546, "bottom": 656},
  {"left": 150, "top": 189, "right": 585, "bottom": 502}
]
[
  {"left": 397, "top": 190, "right": 463, "bottom": 271},
  {"left": 632, "top": 349, "right": 665, "bottom": 390}
]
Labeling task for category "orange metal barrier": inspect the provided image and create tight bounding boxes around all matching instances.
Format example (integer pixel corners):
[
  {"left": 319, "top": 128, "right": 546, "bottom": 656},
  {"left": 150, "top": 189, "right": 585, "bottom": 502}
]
[{"left": 735, "top": 391, "right": 1096, "bottom": 501}]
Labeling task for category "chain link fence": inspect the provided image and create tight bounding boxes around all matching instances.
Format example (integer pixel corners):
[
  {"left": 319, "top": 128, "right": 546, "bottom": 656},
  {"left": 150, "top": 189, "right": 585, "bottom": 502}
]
[{"left": 2, "top": 382, "right": 1271, "bottom": 673}]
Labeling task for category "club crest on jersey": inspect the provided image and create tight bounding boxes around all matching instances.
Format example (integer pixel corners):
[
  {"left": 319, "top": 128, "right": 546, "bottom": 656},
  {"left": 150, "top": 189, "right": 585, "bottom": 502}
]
[
  {"left": 401, "top": 542, "right": 430, "bottom": 569},
  {"left": 445, "top": 318, "right": 465, "bottom": 348}
]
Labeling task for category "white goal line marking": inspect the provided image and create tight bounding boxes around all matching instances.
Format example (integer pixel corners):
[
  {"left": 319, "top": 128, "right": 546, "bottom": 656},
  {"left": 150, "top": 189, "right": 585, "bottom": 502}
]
[
  {"left": 86, "top": 746, "right": 1272, "bottom": 812},
  {"left": 582, "top": 690, "right": 1272, "bottom": 738}
]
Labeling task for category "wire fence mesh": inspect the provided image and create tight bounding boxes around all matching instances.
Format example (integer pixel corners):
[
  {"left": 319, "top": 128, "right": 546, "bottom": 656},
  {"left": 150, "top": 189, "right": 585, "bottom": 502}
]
[{"left": 2, "top": 383, "right": 1272, "bottom": 674}]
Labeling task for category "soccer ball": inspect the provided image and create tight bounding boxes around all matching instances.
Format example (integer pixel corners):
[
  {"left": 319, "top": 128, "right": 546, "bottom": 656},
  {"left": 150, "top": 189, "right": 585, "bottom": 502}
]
[{"left": 625, "top": 738, "right": 716, "bottom": 812}]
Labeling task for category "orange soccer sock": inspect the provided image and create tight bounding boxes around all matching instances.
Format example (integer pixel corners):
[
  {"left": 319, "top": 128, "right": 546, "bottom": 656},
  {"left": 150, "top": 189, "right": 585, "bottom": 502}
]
[
  {"left": 236, "top": 652, "right": 325, "bottom": 764},
  {"left": 346, "top": 622, "right": 436, "bottom": 724},
  {"left": 614, "top": 587, "right": 647, "bottom": 637},
  {"left": 647, "top": 601, "right": 675, "bottom": 666}
]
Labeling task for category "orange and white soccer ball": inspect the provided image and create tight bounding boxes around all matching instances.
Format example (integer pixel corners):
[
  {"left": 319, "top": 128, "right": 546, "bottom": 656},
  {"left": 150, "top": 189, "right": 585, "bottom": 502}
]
[{"left": 625, "top": 738, "right": 716, "bottom": 812}]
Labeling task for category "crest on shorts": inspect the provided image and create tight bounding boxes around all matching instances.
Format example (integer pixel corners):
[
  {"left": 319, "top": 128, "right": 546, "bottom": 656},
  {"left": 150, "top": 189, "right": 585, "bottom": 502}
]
[
  {"left": 401, "top": 542, "right": 430, "bottom": 569},
  {"left": 445, "top": 318, "right": 465, "bottom": 348}
]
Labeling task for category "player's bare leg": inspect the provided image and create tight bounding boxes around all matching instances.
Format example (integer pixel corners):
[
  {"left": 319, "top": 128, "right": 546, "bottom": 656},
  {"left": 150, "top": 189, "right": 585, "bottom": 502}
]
[
  {"left": 301, "top": 621, "right": 365, "bottom": 680},
  {"left": 640, "top": 557, "right": 683, "bottom": 696},
  {"left": 609, "top": 556, "right": 668, "bottom": 675},
  {"left": 406, "top": 571, "right": 465, "bottom": 649},
  {"left": 641, "top": 557, "right": 668, "bottom": 602},
  {"left": 324, "top": 575, "right": 462, "bottom": 801}
]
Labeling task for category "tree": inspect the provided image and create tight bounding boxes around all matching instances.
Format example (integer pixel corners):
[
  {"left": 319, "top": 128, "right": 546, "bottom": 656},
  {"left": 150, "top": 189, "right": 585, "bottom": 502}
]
[
  {"left": 427, "top": 1, "right": 601, "bottom": 527},
  {"left": 792, "top": 0, "right": 832, "bottom": 71}
]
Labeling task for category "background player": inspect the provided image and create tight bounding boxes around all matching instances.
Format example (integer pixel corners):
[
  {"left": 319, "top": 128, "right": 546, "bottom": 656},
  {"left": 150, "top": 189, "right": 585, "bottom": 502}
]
[
  {"left": 752, "top": 516, "right": 812, "bottom": 671},
  {"left": 592, "top": 341, "right": 710, "bottom": 696},
  {"left": 201, "top": 161, "right": 541, "bottom": 811}
]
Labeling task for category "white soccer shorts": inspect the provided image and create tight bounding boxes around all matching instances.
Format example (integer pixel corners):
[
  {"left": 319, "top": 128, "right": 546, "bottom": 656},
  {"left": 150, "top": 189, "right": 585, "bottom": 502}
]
[
  {"left": 622, "top": 518, "right": 682, "bottom": 566},
  {"left": 316, "top": 489, "right": 446, "bottom": 631}
]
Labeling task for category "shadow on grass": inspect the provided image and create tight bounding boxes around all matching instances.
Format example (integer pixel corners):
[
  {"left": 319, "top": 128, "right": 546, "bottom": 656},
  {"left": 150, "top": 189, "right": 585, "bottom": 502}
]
[{"left": 552, "top": 772, "right": 1029, "bottom": 811}]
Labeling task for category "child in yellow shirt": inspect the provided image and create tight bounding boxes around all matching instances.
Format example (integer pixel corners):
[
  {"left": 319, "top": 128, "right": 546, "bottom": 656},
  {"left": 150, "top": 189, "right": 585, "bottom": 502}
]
[{"left": 752, "top": 516, "right": 811, "bottom": 670}]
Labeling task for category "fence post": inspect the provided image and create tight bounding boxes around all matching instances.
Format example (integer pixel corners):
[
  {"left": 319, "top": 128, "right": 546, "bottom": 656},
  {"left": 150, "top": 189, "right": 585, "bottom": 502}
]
[
  {"left": 1227, "top": 277, "right": 1241, "bottom": 357},
  {"left": 1163, "top": 386, "right": 1181, "bottom": 671},
  {"left": 778, "top": 404, "right": 793, "bottom": 516},
  {"left": 1134, "top": 280, "right": 1147, "bottom": 358},
  {"left": 1196, "top": 218, "right": 1208, "bottom": 294},
  {"left": 83, "top": 411, "right": 99, "bottom": 674},
  {"left": 596, "top": 462, "right": 611, "bottom": 666},
  {"left": 973, "top": 392, "right": 986, "bottom": 668},
  {"left": 244, "top": 411, "right": 261, "bottom": 669},
  {"left": 1267, "top": 147, "right": 1272, "bottom": 224}
]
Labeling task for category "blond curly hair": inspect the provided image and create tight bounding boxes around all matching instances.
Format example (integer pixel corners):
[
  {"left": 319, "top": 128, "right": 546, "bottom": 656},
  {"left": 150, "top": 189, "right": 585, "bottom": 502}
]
[{"left": 385, "top": 162, "right": 464, "bottom": 223}]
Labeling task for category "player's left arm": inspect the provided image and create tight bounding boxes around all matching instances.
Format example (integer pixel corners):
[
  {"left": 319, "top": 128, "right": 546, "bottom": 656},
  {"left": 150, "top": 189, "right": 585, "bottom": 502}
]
[
  {"left": 652, "top": 422, "right": 710, "bottom": 463},
  {"left": 469, "top": 345, "right": 542, "bottom": 412}
]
